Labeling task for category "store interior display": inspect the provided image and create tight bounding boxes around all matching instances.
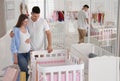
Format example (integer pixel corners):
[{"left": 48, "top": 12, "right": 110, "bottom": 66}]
[
  {"left": 52, "top": 11, "right": 64, "bottom": 22},
  {"left": 65, "top": 11, "right": 78, "bottom": 20},
  {"left": 0, "top": 0, "right": 119, "bottom": 81},
  {"left": 92, "top": 12, "right": 105, "bottom": 25}
]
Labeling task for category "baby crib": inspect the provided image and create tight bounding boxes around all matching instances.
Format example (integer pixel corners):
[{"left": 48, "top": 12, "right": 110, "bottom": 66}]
[{"left": 30, "top": 49, "right": 84, "bottom": 81}]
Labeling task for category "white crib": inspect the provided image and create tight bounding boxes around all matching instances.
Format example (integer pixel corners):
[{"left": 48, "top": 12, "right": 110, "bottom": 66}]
[
  {"left": 70, "top": 43, "right": 119, "bottom": 81},
  {"left": 85, "top": 27, "right": 117, "bottom": 54},
  {"left": 30, "top": 50, "right": 84, "bottom": 81},
  {"left": 89, "top": 56, "right": 119, "bottom": 81}
]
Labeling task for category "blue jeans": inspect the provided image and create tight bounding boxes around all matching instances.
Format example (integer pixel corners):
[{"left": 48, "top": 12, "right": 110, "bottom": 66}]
[{"left": 17, "top": 51, "right": 30, "bottom": 81}]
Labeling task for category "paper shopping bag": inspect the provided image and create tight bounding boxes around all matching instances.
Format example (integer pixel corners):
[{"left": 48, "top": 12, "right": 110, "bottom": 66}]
[
  {"left": 2, "top": 64, "right": 19, "bottom": 81},
  {"left": 20, "top": 72, "right": 26, "bottom": 81}
]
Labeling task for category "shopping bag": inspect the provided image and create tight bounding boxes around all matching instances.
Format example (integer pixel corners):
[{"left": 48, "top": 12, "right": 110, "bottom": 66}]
[
  {"left": 20, "top": 72, "right": 26, "bottom": 81},
  {"left": 2, "top": 64, "right": 20, "bottom": 81}
]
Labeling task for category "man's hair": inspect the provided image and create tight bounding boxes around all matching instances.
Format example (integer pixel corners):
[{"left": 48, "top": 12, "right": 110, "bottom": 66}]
[
  {"left": 83, "top": 5, "right": 89, "bottom": 8},
  {"left": 32, "top": 6, "right": 40, "bottom": 13}
]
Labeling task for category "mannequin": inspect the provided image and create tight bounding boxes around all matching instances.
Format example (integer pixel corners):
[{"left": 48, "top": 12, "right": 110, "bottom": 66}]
[{"left": 20, "top": 0, "right": 29, "bottom": 16}]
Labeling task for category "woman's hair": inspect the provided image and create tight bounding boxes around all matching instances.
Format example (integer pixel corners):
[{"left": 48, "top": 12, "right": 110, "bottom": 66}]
[
  {"left": 15, "top": 14, "right": 28, "bottom": 27},
  {"left": 32, "top": 6, "right": 40, "bottom": 14}
]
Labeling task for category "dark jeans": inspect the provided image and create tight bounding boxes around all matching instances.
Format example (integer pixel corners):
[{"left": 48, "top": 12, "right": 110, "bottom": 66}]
[{"left": 17, "top": 51, "right": 30, "bottom": 81}]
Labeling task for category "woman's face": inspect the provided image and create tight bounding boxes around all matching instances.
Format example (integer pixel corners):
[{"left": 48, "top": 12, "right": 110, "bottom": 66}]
[{"left": 22, "top": 19, "right": 28, "bottom": 26}]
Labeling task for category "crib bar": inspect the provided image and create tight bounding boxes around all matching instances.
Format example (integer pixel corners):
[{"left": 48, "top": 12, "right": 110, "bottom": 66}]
[
  {"left": 66, "top": 71, "right": 69, "bottom": 81},
  {"left": 73, "top": 71, "right": 76, "bottom": 81},
  {"left": 58, "top": 72, "right": 61, "bottom": 81},
  {"left": 80, "top": 69, "right": 83, "bottom": 81},
  {"left": 51, "top": 72, "right": 53, "bottom": 81},
  {"left": 43, "top": 73, "right": 47, "bottom": 81},
  {"left": 38, "top": 72, "right": 40, "bottom": 81}
]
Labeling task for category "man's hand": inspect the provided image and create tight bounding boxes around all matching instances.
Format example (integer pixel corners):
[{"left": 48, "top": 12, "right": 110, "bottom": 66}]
[
  {"left": 90, "top": 24, "right": 93, "bottom": 29},
  {"left": 46, "top": 30, "right": 53, "bottom": 53},
  {"left": 47, "top": 45, "right": 53, "bottom": 53},
  {"left": 9, "top": 31, "right": 14, "bottom": 38}
]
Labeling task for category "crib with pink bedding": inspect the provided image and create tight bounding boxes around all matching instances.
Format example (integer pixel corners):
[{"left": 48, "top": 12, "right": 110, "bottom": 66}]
[{"left": 30, "top": 50, "right": 84, "bottom": 81}]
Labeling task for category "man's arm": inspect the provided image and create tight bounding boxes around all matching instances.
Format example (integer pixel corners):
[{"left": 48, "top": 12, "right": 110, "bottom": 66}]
[
  {"left": 86, "top": 18, "right": 89, "bottom": 24},
  {"left": 9, "top": 31, "right": 14, "bottom": 38},
  {"left": 86, "top": 18, "right": 93, "bottom": 28},
  {"left": 45, "top": 30, "right": 53, "bottom": 53},
  {"left": 85, "top": 11, "right": 89, "bottom": 24}
]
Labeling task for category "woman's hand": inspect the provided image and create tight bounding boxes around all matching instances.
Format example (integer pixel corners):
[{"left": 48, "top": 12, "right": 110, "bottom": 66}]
[
  {"left": 14, "top": 54, "right": 18, "bottom": 64},
  {"left": 25, "top": 38, "right": 31, "bottom": 44}
]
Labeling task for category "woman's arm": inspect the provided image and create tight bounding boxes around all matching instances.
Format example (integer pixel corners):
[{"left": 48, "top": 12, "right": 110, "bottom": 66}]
[
  {"left": 11, "top": 28, "right": 19, "bottom": 64},
  {"left": 13, "top": 53, "right": 18, "bottom": 64},
  {"left": 11, "top": 36, "right": 17, "bottom": 54}
]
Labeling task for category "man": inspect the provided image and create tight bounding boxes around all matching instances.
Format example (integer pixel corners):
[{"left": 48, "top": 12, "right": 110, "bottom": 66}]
[
  {"left": 27, "top": 6, "right": 52, "bottom": 52},
  {"left": 10, "top": 6, "right": 53, "bottom": 53},
  {"left": 77, "top": 5, "right": 89, "bottom": 43}
]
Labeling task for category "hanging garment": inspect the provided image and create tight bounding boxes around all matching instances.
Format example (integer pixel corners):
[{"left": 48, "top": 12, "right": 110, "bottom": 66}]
[
  {"left": 58, "top": 11, "right": 64, "bottom": 22},
  {"left": 98, "top": 13, "right": 102, "bottom": 23},
  {"left": 52, "top": 11, "right": 58, "bottom": 21}
]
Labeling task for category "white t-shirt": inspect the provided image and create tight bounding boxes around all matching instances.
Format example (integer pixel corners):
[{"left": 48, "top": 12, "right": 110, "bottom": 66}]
[
  {"left": 27, "top": 17, "right": 50, "bottom": 51},
  {"left": 18, "top": 30, "right": 31, "bottom": 53},
  {"left": 77, "top": 10, "right": 88, "bottom": 30}
]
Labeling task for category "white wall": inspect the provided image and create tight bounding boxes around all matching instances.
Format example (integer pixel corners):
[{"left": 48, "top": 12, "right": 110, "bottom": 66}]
[
  {"left": 0, "top": 0, "right": 6, "bottom": 38},
  {"left": 64, "top": 0, "right": 90, "bottom": 11},
  {"left": 0, "top": 31, "right": 12, "bottom": 76},
  {"left": 54, "top": 0, "right": 64, "bottom": 11},
  {"left": 5, "top": 0, "right": 22, "bottom": 32}
]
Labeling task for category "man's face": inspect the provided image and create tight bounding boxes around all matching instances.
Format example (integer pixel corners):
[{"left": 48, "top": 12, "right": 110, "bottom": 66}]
[
  {"left": 31, "top": 13, "right": 40, "bottom": 22},
  {"left": 84, "top": 7, "right": 88, "bottom": 12}
]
